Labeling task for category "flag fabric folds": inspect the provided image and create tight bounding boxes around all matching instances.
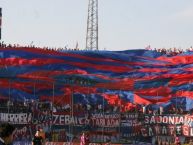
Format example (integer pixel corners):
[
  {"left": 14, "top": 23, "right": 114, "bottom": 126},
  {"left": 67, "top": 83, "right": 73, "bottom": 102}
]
[{"left": 1, "top": 47, "right": 193, "bottom": 111}]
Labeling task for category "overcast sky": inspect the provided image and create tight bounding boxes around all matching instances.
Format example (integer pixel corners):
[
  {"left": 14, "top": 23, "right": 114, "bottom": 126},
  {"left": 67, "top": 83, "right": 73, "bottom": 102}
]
[{"left": 0, "top": 0, "right": 193, "bottom": 51}]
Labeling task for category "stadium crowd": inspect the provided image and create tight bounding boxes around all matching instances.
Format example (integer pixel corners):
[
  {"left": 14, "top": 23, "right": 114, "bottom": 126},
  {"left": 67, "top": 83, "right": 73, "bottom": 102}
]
[
  {"left": 0, "top": 98, "right": 187, "bottom": 116},
  {"left": 145, "top": 45, "right": 193, "bottom": 56},
  {"left": 0, "top": 41, "right": 83, "bottom": 51},
  {"left": 1, "top": 41, "right": 193, "bottom": 54}
]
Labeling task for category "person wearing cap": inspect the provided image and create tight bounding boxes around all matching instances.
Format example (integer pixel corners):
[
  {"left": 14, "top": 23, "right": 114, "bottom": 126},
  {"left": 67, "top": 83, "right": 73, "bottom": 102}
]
[{"left": 0, "top": 123, "right": 15, "bottom": 145}]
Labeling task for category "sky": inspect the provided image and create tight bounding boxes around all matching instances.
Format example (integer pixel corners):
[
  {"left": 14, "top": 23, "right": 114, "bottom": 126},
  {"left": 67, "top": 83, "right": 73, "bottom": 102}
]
[{"left": 0, "top": 0, "right": 193, "bottom": 51}]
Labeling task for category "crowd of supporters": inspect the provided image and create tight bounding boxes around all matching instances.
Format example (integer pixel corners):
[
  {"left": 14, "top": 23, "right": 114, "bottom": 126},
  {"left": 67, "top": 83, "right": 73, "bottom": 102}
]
[
  {"left": 0, "top": 98, "right": 188, "bottom": 116},
  {"left": 0, "top": 100, "right": 32, "bottom": 113},
  {"left": 145, "top": 45, "right": 193, "bottom": 56},
  {"left": 0, "top": 98, "right": 192, "bottom": 144},
  {"left": 52, "top": 102, "right": 122, "bottom": 114},
  {"left": 0, "top": 41, "right": 95, "bottom": 52},
  {"left": 2, "top": 41, "right": 193, "bottom": 54}
]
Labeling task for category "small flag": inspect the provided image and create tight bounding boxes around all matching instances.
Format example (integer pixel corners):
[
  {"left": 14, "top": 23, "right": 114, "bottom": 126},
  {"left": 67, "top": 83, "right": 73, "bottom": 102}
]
[{"left": 75, "top": 41, "right": 78, "bottom": 49}]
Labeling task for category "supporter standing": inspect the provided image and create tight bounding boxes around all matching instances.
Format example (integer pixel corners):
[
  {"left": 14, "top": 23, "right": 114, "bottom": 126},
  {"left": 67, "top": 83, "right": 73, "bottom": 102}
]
[
  {"left": 104, "top": 139, "right": 111, "bottom": 145},
  {"left": 32, "top": 130, "right": 43, "bottom": 145},
  {"left": 175, "top": 136, "right": 181, "bottom": 145},
  {"left": 39, "top": 129, "right": 46, "bottom": 144},
  {"left": 80, "top": 132, "right": 89, "bottom": 145},
  {"left": 0, "top": 123, "right": 15, "bottom": 145},
  {"left": 39, "top": 129, "right": 45, "bottom": 139}
]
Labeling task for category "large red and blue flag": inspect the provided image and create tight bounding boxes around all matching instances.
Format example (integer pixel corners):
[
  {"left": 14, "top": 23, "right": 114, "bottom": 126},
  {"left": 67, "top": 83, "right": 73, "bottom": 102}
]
[{"left": 0, "top": 46, "right": 193, "bottom": 111}]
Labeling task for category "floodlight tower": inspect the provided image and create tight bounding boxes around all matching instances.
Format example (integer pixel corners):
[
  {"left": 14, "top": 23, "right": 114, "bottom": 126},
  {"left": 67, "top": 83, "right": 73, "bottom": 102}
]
[{"left": 86, "top": 0, "right": 98, "bottom": 50}]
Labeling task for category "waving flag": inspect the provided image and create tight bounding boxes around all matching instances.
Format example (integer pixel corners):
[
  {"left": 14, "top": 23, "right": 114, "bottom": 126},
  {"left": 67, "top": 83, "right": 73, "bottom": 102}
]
[{"left": 1, "top": 46, "right": 193, "bottom": 111}]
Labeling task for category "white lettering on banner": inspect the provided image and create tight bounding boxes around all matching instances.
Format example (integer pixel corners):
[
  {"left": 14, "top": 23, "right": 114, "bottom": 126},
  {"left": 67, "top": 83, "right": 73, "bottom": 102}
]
[
  {"left": 52, "top": 114, "right": 120, "bottom": 126},
  {"left": 65, "top": 115, "right": 70, "bottom": 124},
  {"left": 150, "top": 116, "right": 155, "bottom": 124},
  {"left": 0, "top": 113, "right": 31, "bottom": 124},
  {"left": 154, "top": 125, "right": 160, "bottom": 135},
  {"left": 91, "top": 113, "right": 120, "bottom": 119},
  {"left": 148, "top": 127, "right": 153, "bottom": 136},
  {"left": 191, "top": 127, "right": 193, "bottom": 136},
  {"left": 168, "top": 116, "right": 174, "bottom": 124},
  {"left": 168, "top": 126, "right": 175, "bottom": 135},
  {"left": 162, "top": 126, "right": 167, "bottom": 135},
  {"left": 52, "top": 115, "right": 81, "bottom": 125},
  {"left": 162, "top": 116, "right": 168, "bottom": 123},
  {"left": 91, "top": 114, "right": 120, "bottom": 127},
  {"left": 13, "top": 127, "right": 29, "bottom": 140},
  {"left": 176, "top": 126, "right": 182, "bottom": 135},
  {"left": 127, "top": 114, "right": 138, "bottom": 119},
  {"left": 144, "top": 115, "right": 192, "bottom": 125},
  {"left": 184, "top": 116, "right": 193, "bottom": 127},
  {"left": 141, "top": 125, "right": 193, "bottom": 137},
  {"left": 144, "top": 116, "right": 149, "bottom": 124},
  {"left": 179, "top": 116, "right": 184, "bottom": 124},
  {"left": 141, "top": 126, "right": 172, "bottom": 137},
  {"left": 183, "top": 126, "right": 189, "bottom": 136},
  {"left": 182, "top": 126, "right": 193, "bottom": 136},
  {"left": 91, "top": 118, "right": 119, "bottom": 127},
  {"left": 60, "top": 115, "right": 65, "bottom": 124},
  {"left": 53, "top": 114, "right": 58, "bottom": 124}
]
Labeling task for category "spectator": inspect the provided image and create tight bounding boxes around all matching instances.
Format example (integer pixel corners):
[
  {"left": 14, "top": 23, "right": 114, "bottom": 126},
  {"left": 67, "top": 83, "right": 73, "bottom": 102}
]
[
  {"left": 0, "top": 123, "right": 15, "bottom": 145},
  {"left": 32, "top": 130, "right": 43, "bottom": 145},
  {"left": 39, "top": 129, "right": 46, "bottom": 143},
  {"left": 80, "top": 132, "right": 89, "bottom": 145},
  {"left": 105, "top": 139, "right": 111, "bottom": 145},
  {"left": 175, "top": 136, "right": 181, "bottom": 145}
]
